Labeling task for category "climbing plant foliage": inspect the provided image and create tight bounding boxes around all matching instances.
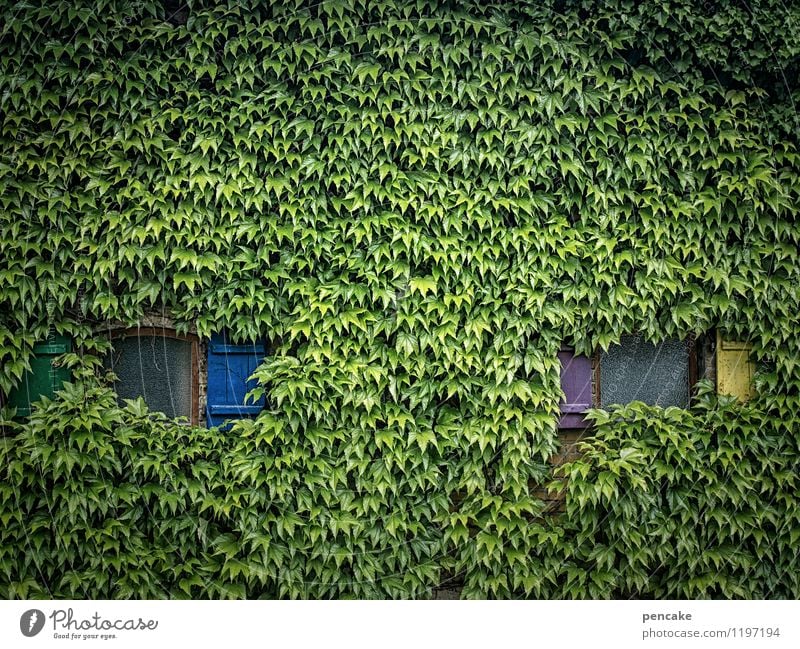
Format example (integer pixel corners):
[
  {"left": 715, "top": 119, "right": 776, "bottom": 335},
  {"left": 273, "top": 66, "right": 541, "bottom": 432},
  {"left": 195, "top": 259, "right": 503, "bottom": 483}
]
[{"left": 1, "top": 0, "right": 799, "bottom": 598}]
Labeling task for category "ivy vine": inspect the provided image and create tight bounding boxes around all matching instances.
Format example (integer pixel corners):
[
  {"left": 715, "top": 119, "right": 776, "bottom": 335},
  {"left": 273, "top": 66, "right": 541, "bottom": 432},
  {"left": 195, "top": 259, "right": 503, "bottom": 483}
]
[{"left": 0, "top": 0, "right": 798, "bottom": 598}]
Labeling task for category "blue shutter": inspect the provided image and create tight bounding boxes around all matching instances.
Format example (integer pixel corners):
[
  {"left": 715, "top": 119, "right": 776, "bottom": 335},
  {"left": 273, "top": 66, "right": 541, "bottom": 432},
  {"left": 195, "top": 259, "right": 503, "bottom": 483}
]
[{"left": 206, "top": 332, "right": 265, "bottom": 429}]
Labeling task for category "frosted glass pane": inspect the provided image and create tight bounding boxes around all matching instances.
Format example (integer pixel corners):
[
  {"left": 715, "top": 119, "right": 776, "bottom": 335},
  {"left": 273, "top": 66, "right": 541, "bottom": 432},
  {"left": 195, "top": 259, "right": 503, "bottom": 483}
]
[
  {"left": 600, "top": 335, "right": 689, "bottom": 408},
  {"left": 109, "top": 335, "right": 192, "bottom": 418}
]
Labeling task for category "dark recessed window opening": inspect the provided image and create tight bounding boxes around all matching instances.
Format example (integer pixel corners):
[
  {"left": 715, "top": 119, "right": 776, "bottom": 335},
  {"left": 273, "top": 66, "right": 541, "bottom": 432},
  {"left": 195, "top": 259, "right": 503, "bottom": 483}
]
[
  {"left": 599, "top": 335, "right": 694, "bottom": 408},
  {"left": 107, "top": 328, "right": 198, "bottom": 423}
]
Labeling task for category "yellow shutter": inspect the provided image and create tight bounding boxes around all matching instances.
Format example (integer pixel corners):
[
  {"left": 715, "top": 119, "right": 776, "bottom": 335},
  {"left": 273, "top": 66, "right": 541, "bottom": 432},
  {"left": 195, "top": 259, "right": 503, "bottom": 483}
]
[{"left": 716, "top": 331, "right": 755, "bottom": 402}]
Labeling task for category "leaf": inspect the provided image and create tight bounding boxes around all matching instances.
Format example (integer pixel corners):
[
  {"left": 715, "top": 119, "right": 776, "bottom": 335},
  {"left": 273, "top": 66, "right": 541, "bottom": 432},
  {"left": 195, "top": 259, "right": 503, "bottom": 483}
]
[{"left": 408, "top": 276, "right": 437, "bottom": 297}]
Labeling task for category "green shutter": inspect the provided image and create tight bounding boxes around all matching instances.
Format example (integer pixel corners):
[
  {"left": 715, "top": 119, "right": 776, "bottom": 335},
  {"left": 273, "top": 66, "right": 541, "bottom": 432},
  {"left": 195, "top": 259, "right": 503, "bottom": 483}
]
[{"left": 7, "top": 334, "right": 72, "bottom": 417}]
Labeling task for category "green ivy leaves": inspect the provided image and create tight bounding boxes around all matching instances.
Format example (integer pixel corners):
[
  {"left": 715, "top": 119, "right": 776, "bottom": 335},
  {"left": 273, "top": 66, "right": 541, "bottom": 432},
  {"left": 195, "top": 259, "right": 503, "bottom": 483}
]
[{"left": 1, "top": 0, "right": 799, "bottom": 599}]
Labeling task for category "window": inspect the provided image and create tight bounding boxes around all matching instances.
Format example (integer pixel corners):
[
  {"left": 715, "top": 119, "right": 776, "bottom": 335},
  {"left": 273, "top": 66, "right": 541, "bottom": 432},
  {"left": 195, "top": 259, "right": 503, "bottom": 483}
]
[
  {"left": 558, "top": 348, "right": 592, "bottom": 428},
  {"left": 107, "top": 328, "right": 199, "bottom": 424},
  {"left": 599, "top": 335, "right": 695, "bottom": 408},
  {"left": 6, "top": 333, "right": 71, "bottom": 417},
  {"left": 716, "top": 331, "right": 755, "bottom": 402},
  {"left": 206, "top": 331, "right": 266, "bottom": 428}
]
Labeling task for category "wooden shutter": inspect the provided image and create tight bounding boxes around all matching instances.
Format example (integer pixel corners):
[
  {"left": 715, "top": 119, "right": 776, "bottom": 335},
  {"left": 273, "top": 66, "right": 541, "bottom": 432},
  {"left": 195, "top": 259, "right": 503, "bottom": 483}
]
[
  {"left": 7, "top": 334, "right": 71, "bottom": 417},
  {"left": 716, "top": 331, "right": 755, "bottom": 402},
  {"left": 558, "top": 349, "right": 592, "bottom": 428},
  {"left": 206, "top": 332, "right": 265, "bottom": 429}
]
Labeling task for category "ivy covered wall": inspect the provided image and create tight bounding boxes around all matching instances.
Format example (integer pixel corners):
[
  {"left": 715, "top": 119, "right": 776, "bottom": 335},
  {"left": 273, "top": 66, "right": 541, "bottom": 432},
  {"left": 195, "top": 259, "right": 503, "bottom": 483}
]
[{"left": 0, "top": 0, "right": 799, "bottom": 598}]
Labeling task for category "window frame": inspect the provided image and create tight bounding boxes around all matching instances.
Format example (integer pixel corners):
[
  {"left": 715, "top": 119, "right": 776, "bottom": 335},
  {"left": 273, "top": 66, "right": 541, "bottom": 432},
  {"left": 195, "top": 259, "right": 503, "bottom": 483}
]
[{"left": 108, "top": 326, "right": 200, "bottom": 425}]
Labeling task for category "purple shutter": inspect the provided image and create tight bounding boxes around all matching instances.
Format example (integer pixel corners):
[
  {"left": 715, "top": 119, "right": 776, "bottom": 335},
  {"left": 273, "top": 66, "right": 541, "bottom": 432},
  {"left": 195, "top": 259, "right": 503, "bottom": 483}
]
[{"left": 558, "top": 349, "right": 592, "bottom": 428}]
